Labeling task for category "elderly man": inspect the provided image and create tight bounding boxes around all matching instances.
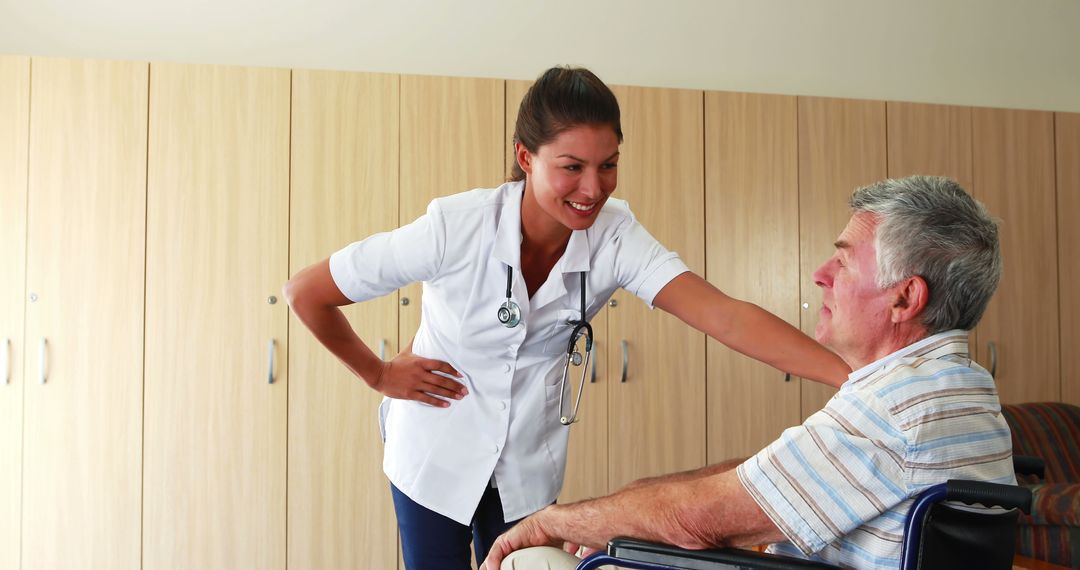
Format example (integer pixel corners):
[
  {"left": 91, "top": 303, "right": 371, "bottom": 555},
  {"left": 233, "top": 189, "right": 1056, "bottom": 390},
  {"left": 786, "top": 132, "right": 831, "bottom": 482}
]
[{"left": 481, "top": 175, "right": 1014, "bottom": 570}]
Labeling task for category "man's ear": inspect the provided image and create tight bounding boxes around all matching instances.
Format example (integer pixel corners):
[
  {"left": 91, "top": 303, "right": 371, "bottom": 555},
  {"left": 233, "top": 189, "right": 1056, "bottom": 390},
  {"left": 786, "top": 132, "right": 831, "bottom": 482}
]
[
  {"left": 891, "top": 275, "right": 929, "bottom": 324},
  {"left": 515, "top": 142, "right": 533, "bottom": 176}
]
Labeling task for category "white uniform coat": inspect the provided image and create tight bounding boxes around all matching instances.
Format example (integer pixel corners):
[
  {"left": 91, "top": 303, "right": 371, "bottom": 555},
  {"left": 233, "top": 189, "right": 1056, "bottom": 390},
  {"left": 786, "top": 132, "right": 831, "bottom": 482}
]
[{"left": 329, "top": 181, "right": 688, "bottom": 525}]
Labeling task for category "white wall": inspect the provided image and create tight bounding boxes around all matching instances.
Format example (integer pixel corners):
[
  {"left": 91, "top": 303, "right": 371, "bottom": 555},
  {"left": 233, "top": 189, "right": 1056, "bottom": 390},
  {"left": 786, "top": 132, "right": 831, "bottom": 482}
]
[{"left": 2, "top": 0, "right": 1078, "bottom": 112}]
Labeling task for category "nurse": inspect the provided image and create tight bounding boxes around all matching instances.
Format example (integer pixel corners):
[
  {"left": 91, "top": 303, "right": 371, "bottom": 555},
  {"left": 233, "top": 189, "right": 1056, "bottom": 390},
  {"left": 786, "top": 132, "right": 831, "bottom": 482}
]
[{"left": 284, "top": 66, "right": 849, "bottom": 570}]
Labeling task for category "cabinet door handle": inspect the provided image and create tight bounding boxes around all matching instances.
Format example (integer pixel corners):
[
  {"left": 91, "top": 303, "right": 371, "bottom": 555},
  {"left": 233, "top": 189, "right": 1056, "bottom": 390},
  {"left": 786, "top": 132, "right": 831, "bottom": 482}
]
[
  {"left": 590, "top": 346, "right": 597, "bottom": 383},
  {"left": 784, "top": 372, "right": 791, "bottom": 383},
  {"left": 379, "top": 339, "right": 387, "bottom": 361},
  {"left": 620, "top": 340, "right": 628, "bottom": 383},
  {"left": 267, "top": 339, "right": 275, "bottom": 384},
  {"left": 987, "top": 341, "right": 997, "bottom": 378},
  {"left": 39, "top": 338, "right": 47, "bottom": 384},
  {"left": 2, "top": 338, "right": 9, "bottom": 384}
]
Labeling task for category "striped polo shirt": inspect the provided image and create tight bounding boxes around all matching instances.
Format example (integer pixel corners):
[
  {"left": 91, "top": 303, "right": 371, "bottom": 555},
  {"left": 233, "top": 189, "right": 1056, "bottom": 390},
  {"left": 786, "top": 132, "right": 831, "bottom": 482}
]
[{"left": 737, "top": 330, "right": 1015, "bottom": 569}]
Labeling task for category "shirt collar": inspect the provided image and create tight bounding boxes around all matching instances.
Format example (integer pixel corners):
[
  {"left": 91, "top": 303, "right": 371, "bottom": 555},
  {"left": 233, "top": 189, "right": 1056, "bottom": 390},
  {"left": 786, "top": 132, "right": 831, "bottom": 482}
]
[
  {"left": 491, "top": 180, "right": 592, "bottom": 274},
  {"left": 846, "top": 329, "right": 971, "bottom": 385}
]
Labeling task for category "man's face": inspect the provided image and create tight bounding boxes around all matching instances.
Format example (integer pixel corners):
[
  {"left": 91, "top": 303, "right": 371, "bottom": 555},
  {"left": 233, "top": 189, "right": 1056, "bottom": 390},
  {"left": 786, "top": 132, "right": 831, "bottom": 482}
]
[{"left": 812, "top": 212, "right": 896, "bottom": 365}]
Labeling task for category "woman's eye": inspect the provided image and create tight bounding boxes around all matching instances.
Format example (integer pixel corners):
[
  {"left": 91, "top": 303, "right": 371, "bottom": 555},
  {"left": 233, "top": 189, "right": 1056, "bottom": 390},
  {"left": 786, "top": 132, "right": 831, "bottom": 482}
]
[
  {"left": 602, "top": 163, "right": 618, "bottom": 170},
  {"left": 563, "top": 164, "right": 581, "bottom": 172}
]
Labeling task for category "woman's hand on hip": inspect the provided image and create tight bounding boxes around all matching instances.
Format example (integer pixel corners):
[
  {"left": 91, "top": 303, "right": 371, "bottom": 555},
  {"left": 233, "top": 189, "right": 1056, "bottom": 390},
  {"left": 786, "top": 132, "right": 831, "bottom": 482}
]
[{"left": 373, "top": 353, "right": 467, "bottom": 407}]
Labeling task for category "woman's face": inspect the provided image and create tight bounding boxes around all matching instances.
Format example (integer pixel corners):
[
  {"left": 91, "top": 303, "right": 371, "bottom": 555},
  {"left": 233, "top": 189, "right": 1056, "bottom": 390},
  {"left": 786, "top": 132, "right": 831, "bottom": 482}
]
[{"left": 518, "top": 124, "right": 620, "bottom": 232}]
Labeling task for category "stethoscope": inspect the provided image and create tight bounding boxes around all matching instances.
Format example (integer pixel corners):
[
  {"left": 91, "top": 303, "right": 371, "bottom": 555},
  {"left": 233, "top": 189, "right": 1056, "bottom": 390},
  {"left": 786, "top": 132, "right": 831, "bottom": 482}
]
[{"left": 497, "top": 266, "right": 593, "bottom": 425}]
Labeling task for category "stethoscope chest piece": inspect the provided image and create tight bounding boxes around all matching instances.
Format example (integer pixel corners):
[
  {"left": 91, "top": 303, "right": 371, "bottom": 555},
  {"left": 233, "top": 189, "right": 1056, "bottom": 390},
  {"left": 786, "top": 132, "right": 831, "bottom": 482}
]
[{"left": 497, "top": 300, "right": 521, "bottom": 328}]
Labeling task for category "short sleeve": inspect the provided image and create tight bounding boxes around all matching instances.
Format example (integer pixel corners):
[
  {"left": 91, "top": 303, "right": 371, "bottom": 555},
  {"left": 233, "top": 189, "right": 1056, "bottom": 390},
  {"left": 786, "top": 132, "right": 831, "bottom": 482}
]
[
  {"left": 611, "top": 215, "right": 689, "bottom": 307},
  {"left": 735, "top": 396, "right": 911, "bottom": 555},
  {"left": 329, "top": 199, "right": 446, "bottom": 303}
]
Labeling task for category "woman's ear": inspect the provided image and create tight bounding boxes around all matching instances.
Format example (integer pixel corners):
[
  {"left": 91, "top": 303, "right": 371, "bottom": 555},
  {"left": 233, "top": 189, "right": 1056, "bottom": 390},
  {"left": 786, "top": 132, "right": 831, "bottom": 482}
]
[
  {"left": 891, "top": 275, "right": 929, "bottom": 324},
  {"left": 515, "top": 142, "right": 532, "bottom": 176}
]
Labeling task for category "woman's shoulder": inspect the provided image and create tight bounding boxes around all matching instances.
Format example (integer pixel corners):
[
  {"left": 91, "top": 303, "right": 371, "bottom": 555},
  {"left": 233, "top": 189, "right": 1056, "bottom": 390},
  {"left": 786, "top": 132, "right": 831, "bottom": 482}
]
[{"left": 429, "top": 181, "right": 522, "bottom": 216}]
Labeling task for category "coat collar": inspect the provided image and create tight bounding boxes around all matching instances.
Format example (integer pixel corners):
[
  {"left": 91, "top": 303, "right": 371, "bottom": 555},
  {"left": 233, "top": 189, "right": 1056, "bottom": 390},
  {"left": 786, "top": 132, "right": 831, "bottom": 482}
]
[{"left": 490, "top": 181, "right": 592, "bottom": 313}]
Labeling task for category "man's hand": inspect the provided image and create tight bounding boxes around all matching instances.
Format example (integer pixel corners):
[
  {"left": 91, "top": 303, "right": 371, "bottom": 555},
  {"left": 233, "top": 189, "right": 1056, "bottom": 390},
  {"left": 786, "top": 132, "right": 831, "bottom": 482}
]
[{"left": 481, "top": 508, "right": 561, "bottom": 570}]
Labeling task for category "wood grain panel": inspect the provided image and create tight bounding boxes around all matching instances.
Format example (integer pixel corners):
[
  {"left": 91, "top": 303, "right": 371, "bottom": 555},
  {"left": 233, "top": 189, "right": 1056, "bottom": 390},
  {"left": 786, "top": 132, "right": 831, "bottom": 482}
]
[
  {"left": 798, "top": 97, "right": 886, "bottom": 419},
  {"left": 705, "top": 91, "right": 801, "bottom": 462},
  {"left": 398, "top": 75, "right": 504, "bottom": 350},
  {"left": 972, "top": 108, "right": 1059, "bottom": 403},
  {"left": 607, "top": 85, "right": 706, "bottom": 490},
  {"left": 288, "top": 69, "right": 400, "bottom": 570},
  {"left": 144, "top": 63, "right": 289, "bottom": 570},
  {"left": 0, "top": 54, "right": 29, "bottom": 570},
  {"left": 1059, "top": 112, "right": 1080, "bottom": 406},
  {"left": 23, "top": 56, "right": 147, "bottom": 570}
]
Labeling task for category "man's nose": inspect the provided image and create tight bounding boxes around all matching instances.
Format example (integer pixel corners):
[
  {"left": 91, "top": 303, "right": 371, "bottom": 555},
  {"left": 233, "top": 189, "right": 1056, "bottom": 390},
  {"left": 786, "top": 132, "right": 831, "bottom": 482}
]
[{"left": 812, "top": 262, "right": 832, "bottom": 288}]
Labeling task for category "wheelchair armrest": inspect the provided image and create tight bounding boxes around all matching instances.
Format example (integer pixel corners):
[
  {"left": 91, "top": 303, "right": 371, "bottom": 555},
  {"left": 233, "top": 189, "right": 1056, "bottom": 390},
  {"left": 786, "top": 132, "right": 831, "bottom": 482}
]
[
  {"left": 604, "top": 538, "right": 838, "bottom": 569},
  {"left": 946, "top": 479, "right": 1032, "bottom": 513}
]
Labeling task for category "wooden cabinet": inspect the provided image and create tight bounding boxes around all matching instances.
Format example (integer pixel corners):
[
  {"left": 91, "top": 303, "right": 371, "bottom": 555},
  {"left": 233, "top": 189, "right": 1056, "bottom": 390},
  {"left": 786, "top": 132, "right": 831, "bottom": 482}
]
[
  {"left": 797, "top": 96, "right": 887, "bottom": 419},
  {"left": 287, "top": 69, "right": 400, "bottom": 570},
  {"left": 972, "top": 108, "right": 1059, "bottom": 403},
  {"left": 0, "top": 54, "right": 29, "bottom": 570},
  {"left": 607, "top": 86, "right": 706, "bottom": 490},
  {"left": 705, "top": 91, "right": 801, "bottom": 462},
  {"left": 398, "top": 75, "right": 505, "bottom": 349},
  {"left": 143, "top": 63, "right": 290, "bottom": 570},
  {"left": 1059, "top": 112, "right": 1080, "bottom": 406},
  {"left": 23, "top": 57, "right": 147, "bottom": 570}
]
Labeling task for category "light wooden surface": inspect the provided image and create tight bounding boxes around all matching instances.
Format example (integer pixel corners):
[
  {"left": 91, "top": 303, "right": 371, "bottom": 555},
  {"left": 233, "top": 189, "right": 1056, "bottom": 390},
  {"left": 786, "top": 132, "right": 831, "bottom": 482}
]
[
  {"left": 398, "top": 75, "right": 505, "bottom": 350},
  {"left": 0, "top": 54, "right": 29, "bottom": 570},
  {"left": 23, "top": 56, "right": 147, "bottom": 570},
  {"left": 288, "top": 69, "right": 401, "bottom": 570},
  {"left": 705, "top": 91, "right": 801, "bottom": 462},
  {"left": 144, "top": 62, "right": 290, "bottom": 570},
  {"left": 797, "top": 96, "right": 887, "bottom": 419},
  {"left": 885, "top": 101, "right": 977, "bottom": 357},
  {"left": 972, "top": 108, "right": 1059, "bottom": 403},
  {"left": 886, "top": 101, "right": 974, "bottom": 191},
  {"left": 506, "top": 77, "right": 611, "bottom": 503},
  {"left": 606, "top": 85, "right": 706, "bottom": 490},
  {"left": 1057, "top": 112, "right": 1080, "bottom": 407}
]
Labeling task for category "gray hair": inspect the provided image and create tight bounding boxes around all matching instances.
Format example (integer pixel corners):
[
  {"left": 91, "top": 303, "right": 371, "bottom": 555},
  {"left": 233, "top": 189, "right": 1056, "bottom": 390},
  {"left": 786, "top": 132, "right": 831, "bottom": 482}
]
[{"left": 849, "top": 176, "right": 1002, "bottom": 334}]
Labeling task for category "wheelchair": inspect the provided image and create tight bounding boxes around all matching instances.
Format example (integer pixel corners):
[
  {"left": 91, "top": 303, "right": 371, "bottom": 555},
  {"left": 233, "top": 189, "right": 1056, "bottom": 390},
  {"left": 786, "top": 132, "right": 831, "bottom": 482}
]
[{"left": 576, "top": 463, "right": 1038, "bottom": 570}]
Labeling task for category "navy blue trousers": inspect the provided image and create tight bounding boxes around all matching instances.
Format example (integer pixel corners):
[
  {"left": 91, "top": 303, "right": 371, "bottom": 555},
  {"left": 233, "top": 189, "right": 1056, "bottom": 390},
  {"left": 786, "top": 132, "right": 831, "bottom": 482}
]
[{"left": 391, "top": 483, "right": 522, "bottom": 570}]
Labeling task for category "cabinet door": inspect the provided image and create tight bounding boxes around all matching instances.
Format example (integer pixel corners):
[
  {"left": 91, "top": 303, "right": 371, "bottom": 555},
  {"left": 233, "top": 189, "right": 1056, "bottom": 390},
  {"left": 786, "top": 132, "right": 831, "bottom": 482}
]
[
  {"left": 886, "top": 102, "right": 977, "bottom": 355},
  {"left": 0, "top": 54, "right": 29, "bottom": 570},
  {"left": 607, "top": 86, "right": 706, "bottom": 489},
  {"left": 288, "top": 69, "right": 400, "bottom": 570},
  {"left": 506, "top": 78, "right": 610, "bottom": 502},
  {"left": 1059, "top": 112, "right": 1080, "bottom": 406},
  {"left": 144, "top": 63, "right": 290, "bottom": 570},
  {"left": 972, "top": 108, "right": 1059, "bottom": 403},
  {"left": 797, "top": 97, "right": 886, "bottom": 419},
  {"left": 23, "top": 57, "right": 147, "bottom": 570},
  {"left": 705, "top": 91, "right": 800, "bottom": 462},
  {"left": 398, "top": 75, "right": 505, "bottom": 348}
]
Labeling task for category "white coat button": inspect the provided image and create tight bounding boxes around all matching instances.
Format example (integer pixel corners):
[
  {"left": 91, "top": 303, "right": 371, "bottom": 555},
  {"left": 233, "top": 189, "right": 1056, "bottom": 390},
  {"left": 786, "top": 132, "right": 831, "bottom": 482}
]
[
  {"left": 498, "top": 401, "right": 507, "bottom": 411},
  {"left": 503, "top": 363, "right": 512, "bottom": 373},
  {"left": 493, "top": 444, "right": 500, "bottom": 454}
]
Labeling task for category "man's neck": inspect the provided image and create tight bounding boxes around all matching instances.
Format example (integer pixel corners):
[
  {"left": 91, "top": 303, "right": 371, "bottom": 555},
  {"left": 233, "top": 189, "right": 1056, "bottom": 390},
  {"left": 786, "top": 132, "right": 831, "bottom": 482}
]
[{"left": 843, "top": 325, "right": 930, "bottom": 371}]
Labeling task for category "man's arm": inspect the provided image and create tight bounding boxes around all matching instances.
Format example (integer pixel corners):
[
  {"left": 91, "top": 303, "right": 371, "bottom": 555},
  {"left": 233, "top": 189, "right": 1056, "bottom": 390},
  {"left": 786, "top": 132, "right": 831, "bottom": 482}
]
[{"left": 481, "top": 468, "right": 785, "bottom": 569}]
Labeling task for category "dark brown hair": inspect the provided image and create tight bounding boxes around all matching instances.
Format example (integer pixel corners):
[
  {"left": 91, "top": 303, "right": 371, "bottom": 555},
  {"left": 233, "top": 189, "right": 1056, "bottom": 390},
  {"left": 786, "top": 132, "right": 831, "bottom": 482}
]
[{"left": 509, "top": 66, "right": 623, "bottom": 182}]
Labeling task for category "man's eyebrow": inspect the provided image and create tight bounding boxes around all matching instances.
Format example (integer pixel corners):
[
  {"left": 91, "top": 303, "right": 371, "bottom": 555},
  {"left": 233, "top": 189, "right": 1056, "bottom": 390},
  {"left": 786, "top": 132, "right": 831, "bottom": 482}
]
[{"left": 834, "top": 240, "right": 851, "bottom": 250}]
